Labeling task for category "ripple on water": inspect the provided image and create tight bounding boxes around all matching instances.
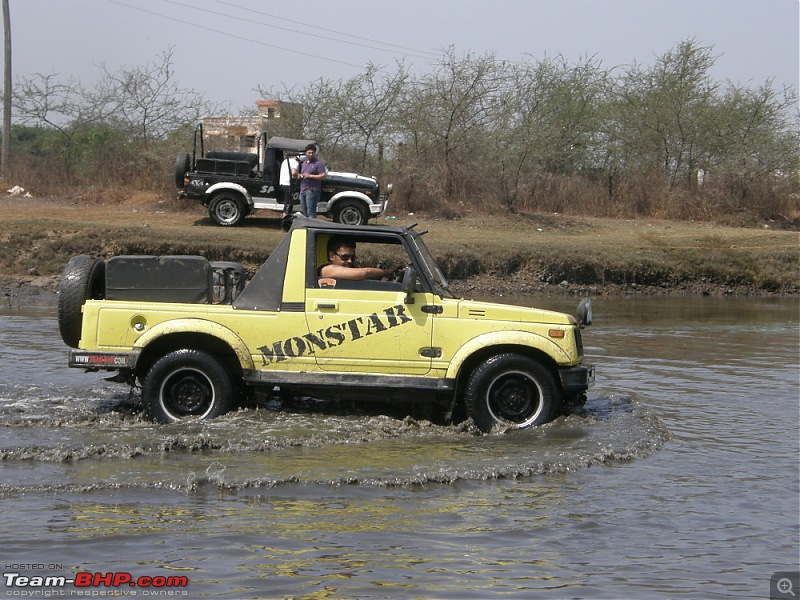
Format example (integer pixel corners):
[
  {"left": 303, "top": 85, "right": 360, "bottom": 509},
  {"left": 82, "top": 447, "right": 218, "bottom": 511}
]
[{"left": 0, "top": 391, "right": 669, "bottom": 494}]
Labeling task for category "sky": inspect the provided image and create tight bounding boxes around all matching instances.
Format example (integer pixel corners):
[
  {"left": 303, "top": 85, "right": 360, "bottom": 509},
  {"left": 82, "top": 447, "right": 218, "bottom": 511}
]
[{"left": 6, "top": 0, "right": 800, "bottom": 113}]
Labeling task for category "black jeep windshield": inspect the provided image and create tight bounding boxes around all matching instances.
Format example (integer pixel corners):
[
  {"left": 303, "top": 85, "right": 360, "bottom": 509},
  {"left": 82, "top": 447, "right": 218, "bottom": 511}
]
[{"left": 408, "top": 233, "right": 454, "bottom": 298}]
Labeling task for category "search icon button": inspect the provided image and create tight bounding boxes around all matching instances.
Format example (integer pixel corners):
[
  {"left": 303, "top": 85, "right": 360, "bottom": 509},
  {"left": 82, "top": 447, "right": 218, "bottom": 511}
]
[
  {"left": 773, "top": 572, "right": 800, "bottom": 599},
  {"left": 778, "top": 578, "right": 796, "bottom": 596}
]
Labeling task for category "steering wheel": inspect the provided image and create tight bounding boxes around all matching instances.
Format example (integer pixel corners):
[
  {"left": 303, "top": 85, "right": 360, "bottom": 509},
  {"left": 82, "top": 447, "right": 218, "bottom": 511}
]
[{"left": 393, "top": 265, "right": 409, "bottom": 283}]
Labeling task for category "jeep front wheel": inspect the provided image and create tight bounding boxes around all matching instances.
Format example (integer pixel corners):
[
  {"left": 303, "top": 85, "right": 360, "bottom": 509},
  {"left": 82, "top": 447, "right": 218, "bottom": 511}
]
[
  {"left": 332, "top": 199, "right": 368, "bottom": 226},
  {"left": 143, "top": 349, "right": 234, "bottom": 423},
  {"left": 465, "top": 354, "right": 561, "bottom": 432},
  {"left": 209, "top": 192, "right": 246, "bottom": 226}
]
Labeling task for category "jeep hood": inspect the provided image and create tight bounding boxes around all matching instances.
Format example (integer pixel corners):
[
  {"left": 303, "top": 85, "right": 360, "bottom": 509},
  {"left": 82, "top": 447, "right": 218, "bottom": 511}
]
[
  {"left": 325, "top": 171, "right": 378, "bottom": 187},
  {"left": 453, "top": 299, "right": 576, "bottom": 325}
]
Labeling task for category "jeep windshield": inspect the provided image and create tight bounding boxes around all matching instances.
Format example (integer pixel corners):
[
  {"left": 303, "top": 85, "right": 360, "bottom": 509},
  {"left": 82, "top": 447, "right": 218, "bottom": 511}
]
[{"left": 407, "top": 231, "right": 454, "bottom": 298}]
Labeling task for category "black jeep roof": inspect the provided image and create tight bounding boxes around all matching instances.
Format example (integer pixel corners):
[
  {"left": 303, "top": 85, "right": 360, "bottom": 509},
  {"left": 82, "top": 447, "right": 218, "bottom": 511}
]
[{"left": 265, "top": 136, "right": 318, "bottom": 152}]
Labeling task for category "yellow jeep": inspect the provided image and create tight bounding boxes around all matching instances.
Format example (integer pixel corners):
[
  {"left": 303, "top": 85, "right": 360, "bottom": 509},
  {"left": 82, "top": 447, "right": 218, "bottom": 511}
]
[{"left": 59, "top": 218, "right": 593, "bottom": 432}]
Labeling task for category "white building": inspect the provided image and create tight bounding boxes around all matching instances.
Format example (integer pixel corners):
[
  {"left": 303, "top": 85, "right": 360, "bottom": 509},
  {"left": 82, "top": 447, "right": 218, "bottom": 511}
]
[{"left": 202, "top": 100, "right": 304, "bottom": 153}]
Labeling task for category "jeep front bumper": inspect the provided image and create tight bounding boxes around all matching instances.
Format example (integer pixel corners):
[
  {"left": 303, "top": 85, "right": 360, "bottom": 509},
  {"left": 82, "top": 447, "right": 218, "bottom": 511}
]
[
  {"left": 559, "top": 364, "right": 595, "bottom": 393},
  {"left": 370, "top": 195, "right": 389, "bottom": 216}
]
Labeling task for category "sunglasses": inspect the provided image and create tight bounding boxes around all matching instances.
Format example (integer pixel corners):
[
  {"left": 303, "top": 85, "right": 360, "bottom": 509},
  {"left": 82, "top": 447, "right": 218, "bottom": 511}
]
[{"left": 334, "top": 252, "right": 356, "bottom": 262}]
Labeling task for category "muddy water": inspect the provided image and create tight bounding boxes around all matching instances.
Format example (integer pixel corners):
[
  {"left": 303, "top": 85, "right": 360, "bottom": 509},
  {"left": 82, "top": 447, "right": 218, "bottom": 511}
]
[{"left": 1, "top": 296, "right": 798, "bottom": 599}]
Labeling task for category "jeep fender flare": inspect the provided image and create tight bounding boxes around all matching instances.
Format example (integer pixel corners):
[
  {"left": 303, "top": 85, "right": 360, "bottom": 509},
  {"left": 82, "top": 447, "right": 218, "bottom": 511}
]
[
  {"left": 204, "top": 182, "right": 251, "bottom": 204},
  {"left": 133, "top": 318, "right": 254, "bottom": 371},
  {"left": 445, "top": 331, "right": 570, "bottom": 381},
  {"left": 327, "top": 191, "right": 374, "bottom": 207}
]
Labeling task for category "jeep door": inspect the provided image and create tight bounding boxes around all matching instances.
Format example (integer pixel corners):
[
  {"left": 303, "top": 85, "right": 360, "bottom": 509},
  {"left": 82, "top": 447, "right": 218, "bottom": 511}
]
[{"left": 303, "top": 237, "right": 435, "bottom": 376}]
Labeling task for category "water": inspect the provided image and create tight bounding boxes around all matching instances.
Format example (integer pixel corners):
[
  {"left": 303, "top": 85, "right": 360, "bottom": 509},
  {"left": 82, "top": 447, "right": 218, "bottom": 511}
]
[{"left": 1, "top": 296, "right": 798, "bottom": 599}]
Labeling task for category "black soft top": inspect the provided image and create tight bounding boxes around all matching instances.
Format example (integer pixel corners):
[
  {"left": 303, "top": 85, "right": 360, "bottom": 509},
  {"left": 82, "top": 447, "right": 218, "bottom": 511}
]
[
  {"left": 265, "top": 136, "right": 318, "bottom": 153},
  {"left": 232, "top": 217, "right": 412, "bottom": 312}
]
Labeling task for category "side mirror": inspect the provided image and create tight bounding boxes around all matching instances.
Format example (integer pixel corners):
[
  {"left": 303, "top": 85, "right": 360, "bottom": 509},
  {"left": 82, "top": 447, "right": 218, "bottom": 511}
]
[
  {"left": 577, "top": 297, "right": 593, "bottom": 327},
  {"left": 402, "top": 267, "right": 417, "bottom": 304}
]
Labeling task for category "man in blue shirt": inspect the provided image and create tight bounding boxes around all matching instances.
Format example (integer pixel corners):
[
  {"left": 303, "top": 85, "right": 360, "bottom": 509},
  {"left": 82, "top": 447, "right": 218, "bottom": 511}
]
[{"left": 298, "top": 144, "right": 326, "bottom": 218}]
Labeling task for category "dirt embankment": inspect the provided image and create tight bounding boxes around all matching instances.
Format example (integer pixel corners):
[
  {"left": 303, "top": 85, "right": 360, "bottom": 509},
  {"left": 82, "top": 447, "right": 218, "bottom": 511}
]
[
  {"left": 4, "top": 266, "right": 789, "bottom": 310},
  {"left": 2, "top": 194, "right": 798, "bottom": 307}
]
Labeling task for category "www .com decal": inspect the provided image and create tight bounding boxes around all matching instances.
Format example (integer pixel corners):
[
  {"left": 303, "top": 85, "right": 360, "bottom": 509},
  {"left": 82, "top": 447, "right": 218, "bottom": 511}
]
[{"left": 259, "top": 304, "right": 413, "bottom": 365}]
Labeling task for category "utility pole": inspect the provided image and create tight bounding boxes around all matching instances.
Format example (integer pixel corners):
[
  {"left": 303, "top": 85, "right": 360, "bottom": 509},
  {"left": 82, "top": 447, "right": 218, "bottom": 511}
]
[{"left": 1, "top": 0, "right": 10, "bottom": 181}]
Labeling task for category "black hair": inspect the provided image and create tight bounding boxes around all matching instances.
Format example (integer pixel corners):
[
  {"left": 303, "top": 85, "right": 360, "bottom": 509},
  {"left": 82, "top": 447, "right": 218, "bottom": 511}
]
[
  {"left": 304, "top": 143, "right": 317, "bottom": 152},
  {"left": 327, "top": 236, "right": 356, "bottom": 254}
]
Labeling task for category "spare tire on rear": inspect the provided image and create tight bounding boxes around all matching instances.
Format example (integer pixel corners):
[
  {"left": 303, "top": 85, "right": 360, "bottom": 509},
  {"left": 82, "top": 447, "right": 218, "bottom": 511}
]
[
  {"left": 174, "top": 152, "right": 191, "bottom": 189},
  {"left": 58, "top": 255, "right": 106, "bottom": 348}
]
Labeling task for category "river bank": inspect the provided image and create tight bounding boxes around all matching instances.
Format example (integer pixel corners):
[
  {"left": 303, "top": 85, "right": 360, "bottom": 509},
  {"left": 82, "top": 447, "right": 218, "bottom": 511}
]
[
  {"left": 2, "top": 194, "right": 798, "bottom": 306},
  {"left": 1, "top": 258, "right": 791, "bottom": 310}
]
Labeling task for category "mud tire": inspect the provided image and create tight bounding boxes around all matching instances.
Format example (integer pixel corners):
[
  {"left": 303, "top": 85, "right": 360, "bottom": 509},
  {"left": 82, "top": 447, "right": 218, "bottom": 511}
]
[
  {"left": 465, "top": 353, "right": 561, "bottom": 432},
  {"left": 143, "top": 349, "right": 234, "bottom": 423},
  {"left": 174, "top": 152, "right": 190, "bottom": 189},
  {"left": 58, "top": 255, "right": 106, "bottom": 348},
  {"left": 332, "top": 199, "right": 368, "bottom": 226},
  {"left": 209, "top": 192, "right": 247, "bottom": 226}
]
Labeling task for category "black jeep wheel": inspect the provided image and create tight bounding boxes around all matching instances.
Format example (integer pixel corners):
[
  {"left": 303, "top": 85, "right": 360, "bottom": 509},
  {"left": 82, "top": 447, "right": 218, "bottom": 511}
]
[
  {"left": 143, "top": 349, "right": 234, "bottom": 423},
  {"left": 465, "top": 353, "right": 561, "bottom": 432},
  {"left": 209, "top": 192, "right": 246, "bottom": 226},
  {"left": 174, "top": 152, "right": 190, "bottom": 189},
  {"left": 332, "top": 199, "right": 368, "bottom": 226},
  {"left": 58, "top": 255, "right": 106, "bottom": 348}
]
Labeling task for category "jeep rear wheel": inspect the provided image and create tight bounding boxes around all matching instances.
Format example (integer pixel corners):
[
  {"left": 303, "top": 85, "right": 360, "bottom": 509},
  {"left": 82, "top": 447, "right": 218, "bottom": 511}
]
[
  {"left": 332, "top": 199, "right": 368, "bottom": 226},
  {"left": 209, "top": 192, "right": 246, "bottom": 226},
  {"left": 143, "top": 349, "right": 234, "bottom": 423},
  {"left": 465, "top": 353, "right": 561, "bottom": 432},
  {"left": 58, "top": 255, "right": 106, "bottom": 348}
]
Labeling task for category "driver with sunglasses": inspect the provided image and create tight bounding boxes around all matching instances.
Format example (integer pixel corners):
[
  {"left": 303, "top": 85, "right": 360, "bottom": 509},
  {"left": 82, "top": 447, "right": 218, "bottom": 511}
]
[{"left": 319, "top": 237, "right": 401, "bottom": 280}]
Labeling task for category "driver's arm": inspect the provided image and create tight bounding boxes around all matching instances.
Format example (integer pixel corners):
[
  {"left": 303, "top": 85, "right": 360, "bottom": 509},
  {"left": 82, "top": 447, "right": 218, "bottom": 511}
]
[{"left": 319, "top": 263, "right": 396, "bottom": 280}]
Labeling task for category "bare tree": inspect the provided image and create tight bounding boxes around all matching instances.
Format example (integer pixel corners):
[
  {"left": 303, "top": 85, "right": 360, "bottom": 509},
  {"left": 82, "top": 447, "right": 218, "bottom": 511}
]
[
  {"left": 261, "top": 62, "right": 408, "bottom": 176},
  {"left": 706, "top": 81, "right": 799, "bottom": 213},
  {"left": 334, "top": 62, "right": 408, "bottom": 171},
  {"left": 12, "top": 48, "right": 217, "bottom": 189},
  {"left": 12, "top": 72, "right": 115, "bottom": 182},
  {"left": 13, "top": 73, "right": 109, "bottom": 133},
  {"left": 491, "top": 55, "right": 609, "bottom": 209},
  {"left": 402, "top": 48, "right": 508, "bottom": 198},
  {"left": 614, "top": 39, "right": 719, "bottom": 188},
  {"left": 99, "top": 47, "right": 214, "bottom": 151}
]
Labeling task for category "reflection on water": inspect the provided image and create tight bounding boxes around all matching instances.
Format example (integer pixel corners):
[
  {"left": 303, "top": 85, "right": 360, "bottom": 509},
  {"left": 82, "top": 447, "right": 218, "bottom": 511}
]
[{"left": 0, "top": 297, "right": 798, "bottom": 599}]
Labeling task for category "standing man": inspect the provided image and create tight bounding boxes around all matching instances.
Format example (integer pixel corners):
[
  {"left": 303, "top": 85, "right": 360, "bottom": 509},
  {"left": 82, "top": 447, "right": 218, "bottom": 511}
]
[
  {"left": 279, "top": 153, "right": 300, "bottom": 217},
  {"left": 299, "top": 143, "right": 326, "bottom": 219}
]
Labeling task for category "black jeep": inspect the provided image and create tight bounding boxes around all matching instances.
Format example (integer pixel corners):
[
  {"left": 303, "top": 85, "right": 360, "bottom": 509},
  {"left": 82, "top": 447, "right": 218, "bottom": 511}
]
[{"left": 175, "top": 124, "right": 391, "bottom": 228}]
